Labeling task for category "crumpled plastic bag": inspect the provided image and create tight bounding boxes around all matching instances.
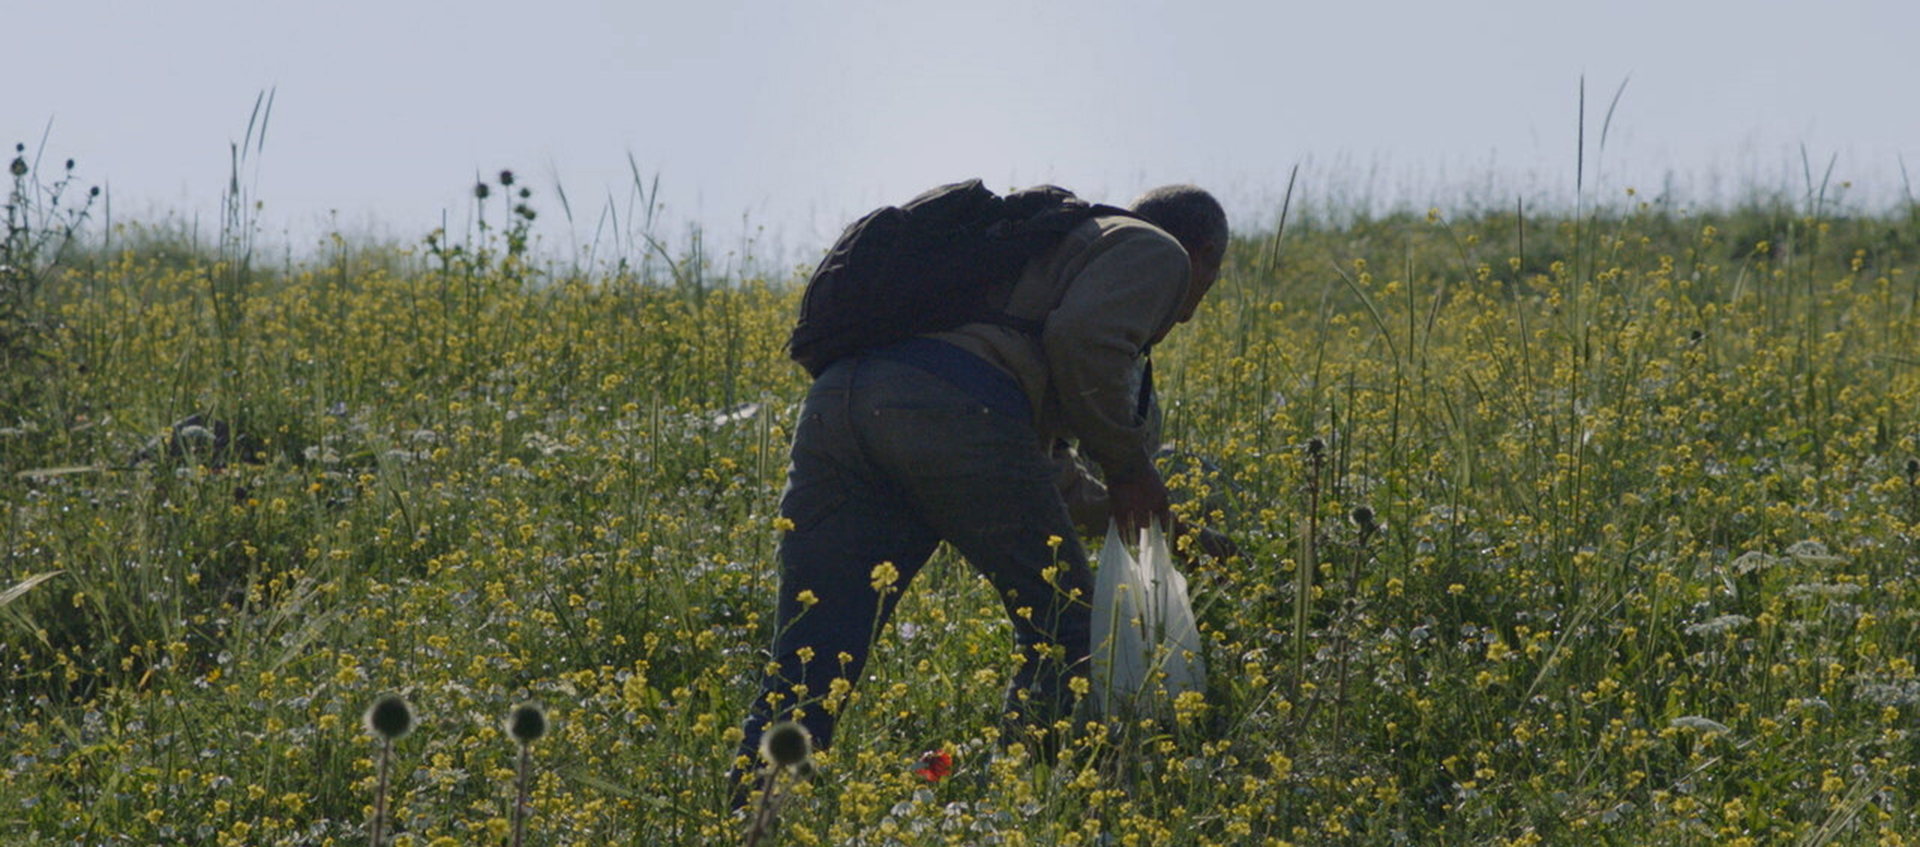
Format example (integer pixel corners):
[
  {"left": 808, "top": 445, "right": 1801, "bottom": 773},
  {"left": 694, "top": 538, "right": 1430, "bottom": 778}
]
[{"left": 1090, "top": 521, "right": 1207, "bottom": 718}]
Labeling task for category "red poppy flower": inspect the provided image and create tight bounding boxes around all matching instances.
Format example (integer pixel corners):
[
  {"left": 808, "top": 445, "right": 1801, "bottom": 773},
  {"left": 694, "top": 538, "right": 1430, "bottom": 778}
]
[{"left": 913, "top": 748, "right": 953, "bottom": 782}]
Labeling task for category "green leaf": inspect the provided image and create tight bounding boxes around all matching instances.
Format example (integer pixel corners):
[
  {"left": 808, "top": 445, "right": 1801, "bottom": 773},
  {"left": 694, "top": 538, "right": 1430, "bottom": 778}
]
[
  {"left": 14, "top": 465, "right": 99, "bottom": 481},
  {"left": 0, "top": 570, "right": 63, "bottom": 610}
]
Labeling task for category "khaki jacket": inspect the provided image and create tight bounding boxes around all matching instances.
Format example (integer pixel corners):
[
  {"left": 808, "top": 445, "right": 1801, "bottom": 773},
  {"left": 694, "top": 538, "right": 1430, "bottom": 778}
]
[{"left": 928, "top": 214, "right": 1191, "bottom": 487}]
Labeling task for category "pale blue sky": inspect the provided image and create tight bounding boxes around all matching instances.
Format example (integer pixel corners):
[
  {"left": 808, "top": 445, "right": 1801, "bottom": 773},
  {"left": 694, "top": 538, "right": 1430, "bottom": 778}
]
[{"left": 12, "top": 0, "right": 1918, "bottom": 260}]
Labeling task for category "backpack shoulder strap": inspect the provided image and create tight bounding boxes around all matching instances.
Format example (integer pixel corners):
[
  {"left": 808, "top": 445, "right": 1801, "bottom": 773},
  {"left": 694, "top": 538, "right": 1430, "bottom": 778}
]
[{"left": 991, "top": 202, "right": 1146, "bottom": 332}]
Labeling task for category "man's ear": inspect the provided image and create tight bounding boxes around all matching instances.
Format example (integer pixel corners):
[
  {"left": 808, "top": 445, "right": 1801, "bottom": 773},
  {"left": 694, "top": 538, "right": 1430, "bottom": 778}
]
[
  {"left": 1191, "top": 240, "right": 1225, "bottom": 278},
  {"left": 1190, "top": 238, "right": 1225, "bottom": 267}
]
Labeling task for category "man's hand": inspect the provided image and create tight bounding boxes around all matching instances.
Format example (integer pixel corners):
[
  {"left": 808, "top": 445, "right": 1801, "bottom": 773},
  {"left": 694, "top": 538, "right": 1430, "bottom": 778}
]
[{"left": 1107, "top": 469, "right": 1171, "bottom": 539}]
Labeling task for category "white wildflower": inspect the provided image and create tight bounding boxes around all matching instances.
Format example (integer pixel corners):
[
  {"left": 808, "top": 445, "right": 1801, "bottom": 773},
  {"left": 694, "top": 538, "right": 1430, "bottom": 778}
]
[
  {"left": 1856, "top": 683, "right": 1920, "bottom": 707},
  {"left": 523, "top": 431, "right": 571, "bottom": 457},
  {"left": 1785, "top": 540, "right": 1845, "bottom": 566},
  {"left": 1669, "top": 715, "right": 1732, "bottom": 734},
  {"left": 1785, "top": 582, "right": 1863, "bottom": 600},
  {"left": 1683, "top": 614, "right": 1752, "bottom": 637},
  {"left": 1731, "top": 551, "right": 1779, "bottom": 574},
  {"left": 711, "top": 402, "right": 761, "bottom": 427}
]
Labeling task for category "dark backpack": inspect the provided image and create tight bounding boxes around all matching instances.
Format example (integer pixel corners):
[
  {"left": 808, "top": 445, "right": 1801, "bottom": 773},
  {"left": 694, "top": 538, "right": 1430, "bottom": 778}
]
[{"left": 787, "top": 179, "right": 1133, "bottom": 377}]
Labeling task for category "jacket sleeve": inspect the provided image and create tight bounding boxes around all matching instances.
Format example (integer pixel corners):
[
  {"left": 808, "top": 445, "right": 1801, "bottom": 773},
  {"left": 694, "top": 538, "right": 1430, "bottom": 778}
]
[
  {"left": 1041, "top": 225, "right": 1190, "bottom": 484},
  {"left": 1051, "top": 386, "right": 1168, "bottom": 537}
]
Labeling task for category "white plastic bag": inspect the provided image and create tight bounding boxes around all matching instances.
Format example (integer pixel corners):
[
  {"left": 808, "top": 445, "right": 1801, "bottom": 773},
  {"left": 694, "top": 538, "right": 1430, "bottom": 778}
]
[{"left": 1090, "top": 521, "right": 1207, "bottom": 718}]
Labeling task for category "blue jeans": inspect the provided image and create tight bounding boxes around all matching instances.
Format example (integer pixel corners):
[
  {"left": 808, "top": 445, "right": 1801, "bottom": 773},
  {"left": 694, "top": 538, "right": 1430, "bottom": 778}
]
[{"left": 736, "top": 354, "right": 1092, "bottom": 769}]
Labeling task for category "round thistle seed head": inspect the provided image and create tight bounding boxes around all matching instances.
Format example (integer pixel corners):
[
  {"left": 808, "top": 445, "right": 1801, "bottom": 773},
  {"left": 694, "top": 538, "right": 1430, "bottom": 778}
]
[
  {"left": 498, "top": 169, "right": 515, "bottom": 187},
  {"left": 1350, "top": 505, "right": 1377, "bottom": 532},
  {"left": 760, "top": 721, "right": 812, "bottom": 769},
  {"left": 8, "top": 157, "right": 25, "bottom": 178},
  {"left": 1307, "top": 437, "right": 1325, "bottom": 457},
  {"left": 507, "top": 701, "right": 548, "bottom": 746},
  {"left": 474, "top": 182, "right": 491, "bottom": 200},
  {"left": 363, "top": 693, "right": 416, "bottom": 741}
]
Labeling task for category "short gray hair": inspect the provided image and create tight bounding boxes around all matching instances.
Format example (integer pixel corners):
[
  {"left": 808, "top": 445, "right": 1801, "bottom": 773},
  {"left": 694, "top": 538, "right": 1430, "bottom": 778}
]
[{"left": 1128, "top": 185, "right": 1228, "bottom": 258}]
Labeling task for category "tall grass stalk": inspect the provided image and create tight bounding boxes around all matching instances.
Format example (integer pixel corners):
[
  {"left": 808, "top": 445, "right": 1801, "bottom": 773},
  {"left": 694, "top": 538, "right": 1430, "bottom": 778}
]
[{"left": 1291, "top": 436, "right": 1323, "bottom": 700}]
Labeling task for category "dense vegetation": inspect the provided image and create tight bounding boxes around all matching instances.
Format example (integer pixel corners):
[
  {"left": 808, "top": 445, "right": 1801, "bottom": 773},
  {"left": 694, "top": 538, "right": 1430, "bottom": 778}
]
[{"left": 5, "top": 159, "right": 1920, "bottom": 844}]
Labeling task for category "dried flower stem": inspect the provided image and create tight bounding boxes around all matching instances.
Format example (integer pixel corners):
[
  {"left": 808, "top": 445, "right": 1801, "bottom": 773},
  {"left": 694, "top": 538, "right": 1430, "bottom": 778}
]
[
  {"left": 741, "top": 767, "right": 784, "bottom": 847},
  {"left": 370, "top": 737, "right": 393, "bottom": 847},
  {"left": 511, "top": 743, "right": 531, "bottom": 847}
]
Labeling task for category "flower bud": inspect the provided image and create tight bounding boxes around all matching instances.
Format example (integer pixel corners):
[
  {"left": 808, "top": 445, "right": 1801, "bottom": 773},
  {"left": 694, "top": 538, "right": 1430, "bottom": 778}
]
[
  {"left": 363, "top": 693, "right": 416, "bottom": 741},
  {"left": 760, "top": 720, "right": 812, "bottom": 769},
  {"left": 1350, "top": 505, "right": 1377, "bottom": 534},
  {"left": 507, "top": 701, "right": 548, "bottom": 745}
]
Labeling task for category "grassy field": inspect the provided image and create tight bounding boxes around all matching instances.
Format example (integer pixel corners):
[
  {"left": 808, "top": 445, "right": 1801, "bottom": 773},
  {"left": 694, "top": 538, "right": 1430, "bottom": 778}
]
[{"left": 4, "top": 165, "right": 1920, "bottom": 845}]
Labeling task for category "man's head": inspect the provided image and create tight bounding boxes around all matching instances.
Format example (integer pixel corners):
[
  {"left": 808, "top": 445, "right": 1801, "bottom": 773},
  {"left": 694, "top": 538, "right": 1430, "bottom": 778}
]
[{"left": 1129, "top": 184, "right": 1228, "bottom": 326}]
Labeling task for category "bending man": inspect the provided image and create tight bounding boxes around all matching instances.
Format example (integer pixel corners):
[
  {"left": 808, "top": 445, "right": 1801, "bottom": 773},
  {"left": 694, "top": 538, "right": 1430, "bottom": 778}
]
[{"left": 734, "top": 184, "right": 1229, "bottom": 780}]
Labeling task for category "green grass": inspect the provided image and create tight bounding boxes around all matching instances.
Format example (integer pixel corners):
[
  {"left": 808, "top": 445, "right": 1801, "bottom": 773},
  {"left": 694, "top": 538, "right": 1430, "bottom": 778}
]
[{"left": 2, "top": 177, "right": 1918, "bottom": 846}]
